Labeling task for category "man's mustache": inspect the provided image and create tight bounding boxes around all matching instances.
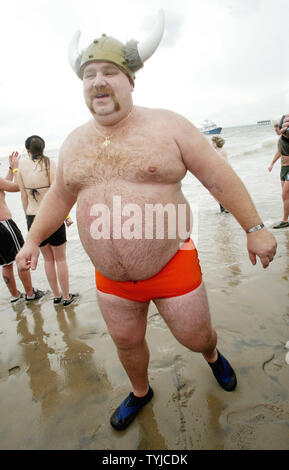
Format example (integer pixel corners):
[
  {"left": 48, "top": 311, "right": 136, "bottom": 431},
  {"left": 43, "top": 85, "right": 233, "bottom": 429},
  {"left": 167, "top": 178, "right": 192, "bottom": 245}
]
[{"left": 90, "top": 87, "right": 113, "bottom": 99}]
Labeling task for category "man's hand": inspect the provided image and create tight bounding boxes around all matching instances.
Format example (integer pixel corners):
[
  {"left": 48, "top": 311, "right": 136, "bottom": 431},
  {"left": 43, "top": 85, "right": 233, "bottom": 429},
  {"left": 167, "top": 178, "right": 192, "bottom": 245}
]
[
  {"left": 16, "top": 241, "right": 40, "bottom": 272},
  {"left": 247, "top": 228, "right": 277, "bottom": 268},
  {"left": 268, "top": 164, "right": 273, "bottom": 172}
]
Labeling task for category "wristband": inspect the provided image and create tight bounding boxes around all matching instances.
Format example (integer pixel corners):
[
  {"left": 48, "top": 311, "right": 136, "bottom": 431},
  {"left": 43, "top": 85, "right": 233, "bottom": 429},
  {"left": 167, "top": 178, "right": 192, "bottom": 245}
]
[
  {"left": 66, "top": 214, "right": 71, "bottom": 219},
  {"left": 12, "top": 168, "right": 19, "bottom": 173},
  {"left": 247, "top": 223, "right": 264, "bottom": 233}
]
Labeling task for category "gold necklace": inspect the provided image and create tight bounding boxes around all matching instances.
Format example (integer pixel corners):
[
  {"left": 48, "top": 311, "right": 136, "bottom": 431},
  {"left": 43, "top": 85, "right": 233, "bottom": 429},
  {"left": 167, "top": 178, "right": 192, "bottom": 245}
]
[{"left": 94, "top": 110, "right": 133, "bottom": 148}]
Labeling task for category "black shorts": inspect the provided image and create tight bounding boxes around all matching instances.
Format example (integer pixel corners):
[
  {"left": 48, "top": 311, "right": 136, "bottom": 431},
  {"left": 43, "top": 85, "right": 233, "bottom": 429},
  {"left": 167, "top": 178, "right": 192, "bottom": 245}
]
[
  {"left": 0, "top": 219, "right": 24, "bottom": 266},
  {"left": 280, "top": 165, "right": 289, "bottom": 181},
  {"left": 26, "top": 215, "right": 66, "bottom": 247}
]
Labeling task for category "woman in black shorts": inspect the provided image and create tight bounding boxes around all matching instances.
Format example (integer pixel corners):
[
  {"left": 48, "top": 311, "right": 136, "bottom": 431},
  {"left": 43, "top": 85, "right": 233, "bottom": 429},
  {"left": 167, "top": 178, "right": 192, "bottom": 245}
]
[{"left": 17, "top": 135, "right": 78, "bottom": 306}]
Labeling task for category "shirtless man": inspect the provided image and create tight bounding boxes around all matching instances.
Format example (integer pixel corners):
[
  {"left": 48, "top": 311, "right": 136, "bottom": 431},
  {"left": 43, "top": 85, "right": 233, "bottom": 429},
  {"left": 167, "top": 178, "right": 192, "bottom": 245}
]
[
  {"left": 0, "top": 152, "right": 45, "bottom": 302},
  {"left": 16, "top": 15, "right": 277, "bottom": 430},
  {"left": 269, "top": 115, "right": 289, "bottom": 229}
]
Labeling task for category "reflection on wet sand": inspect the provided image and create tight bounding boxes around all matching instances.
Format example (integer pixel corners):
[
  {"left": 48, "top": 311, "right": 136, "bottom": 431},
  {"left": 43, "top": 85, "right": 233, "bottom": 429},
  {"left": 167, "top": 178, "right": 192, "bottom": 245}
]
[
  {"left": 13, "top": 301, "right": 112, "bottom": 448},
  {"left": 16, "top": 302, "right": 60, "bottom": 416},
  {"left": 1, "top": 297, "right": 167, "bottom": 450}
]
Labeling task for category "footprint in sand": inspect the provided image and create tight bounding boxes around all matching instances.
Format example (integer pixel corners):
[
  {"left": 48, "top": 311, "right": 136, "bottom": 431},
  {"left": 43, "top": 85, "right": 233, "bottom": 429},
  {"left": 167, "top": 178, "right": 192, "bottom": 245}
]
[
  {"left": 78, "top": 332, "right": 98, "bottom": 340},
  {"left": 263, "top": 352, "right": 286, "bottom": 375},
  {"left": 227, "top": 404, "right": 289, "bottom": 425}
]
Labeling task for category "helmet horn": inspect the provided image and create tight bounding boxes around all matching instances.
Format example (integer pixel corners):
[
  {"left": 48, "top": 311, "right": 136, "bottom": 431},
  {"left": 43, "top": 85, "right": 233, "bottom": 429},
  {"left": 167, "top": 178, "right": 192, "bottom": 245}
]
[
  {"left": 68, "top": 30, "right": 83, "bottom": 77},
  {"left": 137, "top": 9, "right": 165, "bottom": 64}
]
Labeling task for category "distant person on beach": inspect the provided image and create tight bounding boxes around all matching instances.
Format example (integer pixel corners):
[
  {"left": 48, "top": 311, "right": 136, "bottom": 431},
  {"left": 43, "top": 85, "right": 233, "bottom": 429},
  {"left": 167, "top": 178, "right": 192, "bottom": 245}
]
[
  {"left": 16, "top": 135, "right": 78, "bottom": 306},
  {"left": 0, "top": 151, "right": 45, "bottom": 303},
  {"left": 16, "top": 13, "right": 277, "bottom": 431},
  {"left": 268, "top": 116, "right": 289, "bottom": 229},
  {"left": 212, "top": 135, "right": 229, "bottom": 213}
]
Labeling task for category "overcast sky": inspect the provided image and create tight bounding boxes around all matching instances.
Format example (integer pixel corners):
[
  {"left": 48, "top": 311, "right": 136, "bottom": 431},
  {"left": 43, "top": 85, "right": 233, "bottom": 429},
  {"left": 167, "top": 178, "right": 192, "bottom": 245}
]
[{"left": 1, "top": 0, "right": 289, "bottom": 154}]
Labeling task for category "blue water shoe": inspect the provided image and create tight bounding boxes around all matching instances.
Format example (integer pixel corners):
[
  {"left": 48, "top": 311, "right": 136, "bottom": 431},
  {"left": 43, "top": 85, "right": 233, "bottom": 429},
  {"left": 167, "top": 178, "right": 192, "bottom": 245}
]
[
  {"left": 110, "top": 386, "right": 154, "bottom": 430},
  {"left": 208, "top": 350, "right": 237, "bottom": 391}
]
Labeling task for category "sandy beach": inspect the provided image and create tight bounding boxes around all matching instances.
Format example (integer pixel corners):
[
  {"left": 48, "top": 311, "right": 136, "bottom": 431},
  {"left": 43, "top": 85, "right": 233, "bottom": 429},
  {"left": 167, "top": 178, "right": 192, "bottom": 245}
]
[{"left": 0, "top": 127, "right": 289, "bottom": 450}]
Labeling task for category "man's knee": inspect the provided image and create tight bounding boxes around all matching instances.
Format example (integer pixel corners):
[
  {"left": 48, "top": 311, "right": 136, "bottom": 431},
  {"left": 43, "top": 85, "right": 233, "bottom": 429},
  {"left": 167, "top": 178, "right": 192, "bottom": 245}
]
[
  {"left": 180, "top": 326, "right": 216, "bottom": 353},
  {"left": 112, "top": 330, "right": 146, "bottom": 351}
]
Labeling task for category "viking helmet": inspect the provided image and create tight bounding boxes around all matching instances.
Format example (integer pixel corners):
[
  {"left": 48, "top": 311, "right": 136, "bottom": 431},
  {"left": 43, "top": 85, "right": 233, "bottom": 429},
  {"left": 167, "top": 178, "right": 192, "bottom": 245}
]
[{"left": 68, "top": 9, "right": 165, "bottom": 84}]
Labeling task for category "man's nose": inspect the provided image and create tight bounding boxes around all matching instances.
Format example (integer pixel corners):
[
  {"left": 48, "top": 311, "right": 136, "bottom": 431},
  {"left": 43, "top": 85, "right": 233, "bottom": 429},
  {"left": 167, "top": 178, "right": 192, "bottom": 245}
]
[{"left": 93, "top": 72, "right": 106, "bottom": 87}]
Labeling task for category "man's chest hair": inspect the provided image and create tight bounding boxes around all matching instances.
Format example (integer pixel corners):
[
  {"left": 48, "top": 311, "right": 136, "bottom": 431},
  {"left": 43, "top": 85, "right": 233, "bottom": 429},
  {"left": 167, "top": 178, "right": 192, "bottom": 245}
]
[{"left": 63, "top": 138, "right": 185, "bottom": 189}]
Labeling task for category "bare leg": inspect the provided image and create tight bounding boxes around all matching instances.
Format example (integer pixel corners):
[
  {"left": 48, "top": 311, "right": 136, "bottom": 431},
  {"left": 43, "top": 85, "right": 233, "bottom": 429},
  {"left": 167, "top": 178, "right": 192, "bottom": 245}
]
[
  {"left": 52, "top": 243, "right": 70, "bottom": 300},
  {"left": 2, "top": 263, "right": 18, "bottom": 297},
  {"left": 282, "top": 180, "right": 289, "bottom": 221},
  {"left": 40, "top": 245, "right": 60, "bottom": 297},
  {"left": 153, "top": 283, "right": 218, "bottom": 363},
  {"left": 17, "top": 267, "right": 34, "bottom": 296},
  {"left": 97, "top": 291, "right": 150, "bottom": 396}
]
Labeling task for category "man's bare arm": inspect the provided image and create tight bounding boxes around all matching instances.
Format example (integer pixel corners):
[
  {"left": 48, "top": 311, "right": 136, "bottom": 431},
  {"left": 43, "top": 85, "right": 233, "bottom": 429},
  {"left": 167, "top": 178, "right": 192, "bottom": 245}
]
[
  {"left": 174, "top": 114, "right": 277, "bottom": 267},
  {"left": 0, "top": 176, "right": 19, "bottom": 192},
  {"left": 178, "top": 124, "right": 262, "bottom": 230}
]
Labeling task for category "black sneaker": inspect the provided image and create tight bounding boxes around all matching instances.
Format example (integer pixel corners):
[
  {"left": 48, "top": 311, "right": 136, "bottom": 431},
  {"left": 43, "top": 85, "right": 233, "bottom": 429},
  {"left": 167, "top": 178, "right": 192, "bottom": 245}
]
[
  {"left": 110, "top": 386, "right": 154, "bottom": 431},
  {"left": 25, "top": 288, "right": 45, "bottom": 301},
  {"left": 53, "top": 296, "right": 62, "bottom": 304},
  {"left": 273, "top": 221, "right": 289, "bottom": 229},
  {"left": 208, "top": 350, "right": 237, "bottom": 391},
  {"left": 62, "top": 293, "right": 79, "bottom": 306},
  {"left": 10, "top": 291, "right": 24, "bottom": 303}
]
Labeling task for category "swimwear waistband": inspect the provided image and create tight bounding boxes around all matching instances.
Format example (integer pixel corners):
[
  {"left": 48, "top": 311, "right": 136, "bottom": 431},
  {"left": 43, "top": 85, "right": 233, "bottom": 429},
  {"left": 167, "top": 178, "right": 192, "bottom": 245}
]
[{"left": 95, "top": 239, "right": 202, "bottom": 302}]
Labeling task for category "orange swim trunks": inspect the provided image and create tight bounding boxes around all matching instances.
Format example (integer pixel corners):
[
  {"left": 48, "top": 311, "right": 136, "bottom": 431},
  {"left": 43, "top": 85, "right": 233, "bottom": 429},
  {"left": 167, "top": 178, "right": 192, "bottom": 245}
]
[{"left": 94, "top": 239, "right": 202, "bottom": 302}]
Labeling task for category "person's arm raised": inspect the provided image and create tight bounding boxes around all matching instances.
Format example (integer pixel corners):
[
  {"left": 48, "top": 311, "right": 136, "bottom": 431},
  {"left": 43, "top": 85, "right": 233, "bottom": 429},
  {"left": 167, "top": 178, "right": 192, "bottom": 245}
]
[{"left": 1, "top": 151, "right": 20, "bottom": 190}]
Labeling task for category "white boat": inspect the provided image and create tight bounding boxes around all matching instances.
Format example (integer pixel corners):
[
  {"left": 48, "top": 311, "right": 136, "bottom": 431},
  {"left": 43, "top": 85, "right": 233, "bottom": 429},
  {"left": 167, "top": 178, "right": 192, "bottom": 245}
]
[
  {"left": 257, "top": 120, "right": 271, "bottom": 126},
  {"left": 199, "top": 119, "right": 222, "bottom": 135}
]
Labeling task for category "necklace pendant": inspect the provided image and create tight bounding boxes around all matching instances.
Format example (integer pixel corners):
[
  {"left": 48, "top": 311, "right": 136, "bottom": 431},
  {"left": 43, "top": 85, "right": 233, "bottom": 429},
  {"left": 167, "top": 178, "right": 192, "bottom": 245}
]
[{"left": 102, "top": 137, "right": 111, "bottom": 147}]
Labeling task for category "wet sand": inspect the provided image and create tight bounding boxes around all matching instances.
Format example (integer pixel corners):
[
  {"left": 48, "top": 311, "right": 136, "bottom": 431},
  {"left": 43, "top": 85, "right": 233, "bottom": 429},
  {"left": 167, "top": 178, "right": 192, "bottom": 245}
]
[{"left": 0, "top": 177, "right": 289, "bottom": 450}]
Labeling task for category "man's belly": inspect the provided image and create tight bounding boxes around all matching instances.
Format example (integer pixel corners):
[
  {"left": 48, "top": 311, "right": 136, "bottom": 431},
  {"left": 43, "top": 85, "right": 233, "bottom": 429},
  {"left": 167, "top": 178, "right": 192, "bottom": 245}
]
[{"left": 76, "top": 183, "right": 193, "bottom": 281}]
